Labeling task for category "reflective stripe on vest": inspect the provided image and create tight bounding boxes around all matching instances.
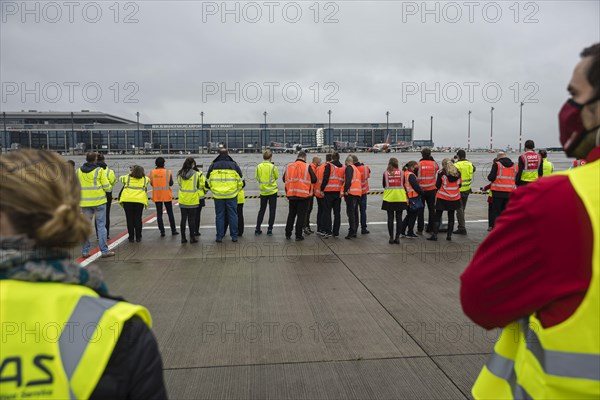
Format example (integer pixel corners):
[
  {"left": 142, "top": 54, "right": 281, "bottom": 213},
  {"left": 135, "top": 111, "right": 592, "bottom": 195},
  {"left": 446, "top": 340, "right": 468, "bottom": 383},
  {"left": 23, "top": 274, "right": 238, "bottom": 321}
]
[
  {"left": 285, "top": 161, "right": 312, "bottom": 198},
  {"left": 120, "top": 175, "right": 149, "bottom": 205},
  {"left": 542, "top": 159, "right": 554, "bottom": 177},
  {"left": 436, "top": 175, "right": 461, "bottom": 201},
  {"left": 454, "top": 160, "right": 474, "bottom": 192},
  {"left": 404, "top": 170, "right": 418, "bottom": 199},
  {"left": 473, "top": 160, "right": 600, "bottom": 398},
  {"left": 417, "top": 160, "right": 438, "bottom": 190},
  {"left": 256, "top": 162, "right": 278, "bottom": 196},
  {"left": 178, "top": 172, "right": 201, "bottom": 206},
  {"left": 208, "top": 169, "right": 242, "bottom": 199},
  {"left": 491, "top": 162, "right": 518, "bottom": 192},
  {"left": 383, "top": 169, "right": 407, "bottom": 203},
  {"left": 324, "top": 163, "right": 344, "bottom": 192},
  {"left": 520, "top": 152, "right": 541, "bottom": 182},
  {"left": 357, "top": 164, "right": 370, "bottom": 194},
  {"left": 150, "top": 169, "right": 173, "bottom": 202},
  {"left": 78, "top": 167, "right": 109, "bottom": 206},
  {"left": 346, "top": 165, "right": 362, "bottom": 196}
]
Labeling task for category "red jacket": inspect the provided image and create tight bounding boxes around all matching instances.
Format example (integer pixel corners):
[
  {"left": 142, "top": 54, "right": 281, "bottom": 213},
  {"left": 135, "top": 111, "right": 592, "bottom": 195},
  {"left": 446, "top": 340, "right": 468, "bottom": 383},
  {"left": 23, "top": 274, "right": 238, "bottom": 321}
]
[{"left": 461, "top": 146, "right": 600, "bottom": 330}]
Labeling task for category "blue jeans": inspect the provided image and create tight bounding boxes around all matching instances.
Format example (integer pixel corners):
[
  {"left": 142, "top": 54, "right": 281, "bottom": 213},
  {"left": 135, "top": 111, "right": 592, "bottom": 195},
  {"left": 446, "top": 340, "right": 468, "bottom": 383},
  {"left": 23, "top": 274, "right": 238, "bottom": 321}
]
[
  {"left": 82, "top": 204, "right": 109, "bottom": 255},
  {"left": 359, "top": 194, "right": 368, "bottom": 230},
  {"left": 215, "top": 198, "right": 238, "bottom": 240}
]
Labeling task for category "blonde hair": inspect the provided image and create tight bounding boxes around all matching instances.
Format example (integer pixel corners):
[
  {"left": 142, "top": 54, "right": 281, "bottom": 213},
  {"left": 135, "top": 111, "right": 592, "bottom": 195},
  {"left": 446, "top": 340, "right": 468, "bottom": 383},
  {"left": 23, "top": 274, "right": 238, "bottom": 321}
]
[
  {"left": 0, "top": 149, "right": 91, "bottom": 248},
  {"left": 442, "top": 158, "right": 460, "bottom": 178}
]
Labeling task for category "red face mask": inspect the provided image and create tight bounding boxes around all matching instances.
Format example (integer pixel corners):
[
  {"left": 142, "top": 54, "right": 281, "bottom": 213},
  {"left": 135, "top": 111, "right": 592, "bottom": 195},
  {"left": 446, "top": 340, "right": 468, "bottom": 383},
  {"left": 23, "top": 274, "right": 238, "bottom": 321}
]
[{"left": 559, "top": 98, "right": 599, "bottom": 155}]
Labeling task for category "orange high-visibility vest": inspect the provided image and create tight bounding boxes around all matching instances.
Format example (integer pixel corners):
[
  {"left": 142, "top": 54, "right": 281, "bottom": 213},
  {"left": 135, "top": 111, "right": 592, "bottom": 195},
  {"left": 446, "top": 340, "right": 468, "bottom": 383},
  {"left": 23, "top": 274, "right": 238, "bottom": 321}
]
[
  {"left": 285, "top": 160, "right": 312, "bottom": 198},
  {"left": 149, "top": 168, "right": 173, "bottom": 202},
  {"left": 417, "top": 160, "right": 439, "bottom": 191},
  {"left": 404, "top": 170, "right": 419, "bottom": 199},
  {"left": 324, "top": 163, "right": 344, "bottom": 193},
  {"left": 346, "top": 165, "right": 362, "bottom": 196},
  {"left": 491, "top": 162, "right": 518, "bottom": 192},
  {"left": 357, "top": 164, "right": 370, "bottom": 195},
  {"left": 436, "top": 174, "right": 461, "bottom": 201},
  {"left": 315, "top": 163, "right": 326, "bottom": 198}
]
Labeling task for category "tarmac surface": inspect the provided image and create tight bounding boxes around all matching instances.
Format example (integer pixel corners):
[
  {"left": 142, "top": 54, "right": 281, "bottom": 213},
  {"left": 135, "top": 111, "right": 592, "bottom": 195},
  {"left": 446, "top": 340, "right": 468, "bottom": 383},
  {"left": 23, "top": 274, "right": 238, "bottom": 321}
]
[{"left": 75, "top": 151, "right": 571, "bottom": 399}]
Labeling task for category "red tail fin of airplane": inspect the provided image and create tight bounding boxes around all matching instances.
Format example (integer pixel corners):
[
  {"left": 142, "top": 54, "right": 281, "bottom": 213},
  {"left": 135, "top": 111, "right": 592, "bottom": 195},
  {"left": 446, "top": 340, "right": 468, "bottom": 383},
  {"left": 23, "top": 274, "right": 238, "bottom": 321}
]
[{"left": 385, "top": 133, "right": 390, "bottom": 145}]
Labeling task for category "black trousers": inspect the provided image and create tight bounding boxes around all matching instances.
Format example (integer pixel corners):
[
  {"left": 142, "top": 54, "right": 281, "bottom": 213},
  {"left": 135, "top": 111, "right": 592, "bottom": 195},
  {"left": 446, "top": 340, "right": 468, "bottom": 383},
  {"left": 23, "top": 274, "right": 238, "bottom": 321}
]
[
  {"left": 105, "top": 192, "right": 113, "bottom": 237},
  {"left": 387, "top": 209, "right": 403, "bottom": 238},
  {"left": 400, "top": 207, "right": 418, "bottom": 235},
  {"left": 180, "top": 207, "right": 198, "bottom": 238},
  {"left": 433, "top": 209, "right": 455, "bottom": 235},
  {"left": 286, "top": 198, "right": 309, "bottom": 238},
  {"left": 323, "top": 192, "right": 341, "bottom": 235},
  {"left": 256, "top": 194, "right": 277, "bottom": 232},
  {"left": 417, "top": 190, "right": 437, "bottom": 232},
  {"left": 156, "top": 201, "right": 177, "bottom": 234},
  {"left": 345, "top": 195, "right": 359, "bottom": 235},
  {"left": 123, "top": 202, "right": 144, "bottom": 241},
  {"left": 316, "top": 197, "right": 325, "bottom": 232},
  {"left": 304, "top": 196, "right": 314, "bottom": 228},
  {"left": 193, "top": 204, "right": 204, "bottom": 235},
  {"left": 491, "top": 196, "right": 510, "bottom": 227},
  {"left": 224, "top": 204, "right": 244, "bottom": 236}
]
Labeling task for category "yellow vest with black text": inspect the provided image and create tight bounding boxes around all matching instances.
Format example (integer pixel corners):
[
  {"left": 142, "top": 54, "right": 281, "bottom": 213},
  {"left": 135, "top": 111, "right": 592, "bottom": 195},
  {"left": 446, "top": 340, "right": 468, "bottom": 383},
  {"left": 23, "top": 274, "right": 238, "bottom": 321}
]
[
  {"left": 472, "top": 160, "right": 600, "bottom": 399},
  {"left": 454, "top": 160, "right": 474, "bottom": 192},
  {"left": 119, "top": 175, "right": 149, "bottom": 206},
  {"left": 0, "top": 280, "right": 151, "bottom": 400},
  {"left": 383, "top": 168, "right": 407, "bottom": 203},
  {"left": 542, "top": 158, "right": 554, "bottom": 177},
  {"left": 177, "top": 171, "right": 201, "bottom": 207},
  {"left": 208, "top": 169, "right": 242, "bottom": 200},
  {"left": 77, "top": 167, "right": 110, "bottom": 208},
  {"left": 256, "top": 161, "right": 279, "bottom": 196}
]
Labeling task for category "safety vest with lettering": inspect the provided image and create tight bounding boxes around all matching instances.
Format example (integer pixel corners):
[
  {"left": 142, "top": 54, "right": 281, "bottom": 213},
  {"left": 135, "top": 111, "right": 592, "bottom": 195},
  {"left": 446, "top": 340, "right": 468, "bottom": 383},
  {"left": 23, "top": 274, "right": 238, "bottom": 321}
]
[
  {"left": 454, "top": 160, "right": 474, "bottom": 192},
  {"left": 417, "top": 160, "right": 439, "bottom": 191},
  {"left": 491, "top": 162, "right": 518, "bottom": 193},
  {"left": 149, "top": 169, "right": 173, "bottom": 202},
  {"left": 356, "top": 164, "right": 370, "bottom": 195},
  {"left": 256, "top": 161, "right": 278, "bottom": 196},
  {"left": 119, "top": 175, "right": 149, "bottom": 206},
  {"left": 208, "top": 169, "right": 242, "bottom": 200},
  {"left": 0, "top": 280, "right": 151, "bottom": 400},
  {"left": 472, "top": 160, "right": 600, "bottom": 399},
  {"left": 383, "top": 168, "right": 407, "bottom": 203},
  {"left": 285, "top": 161, "right": 312, "bottom": 198},
  {"left": 77, "top": 167, "right": 110, "bottom": 208},
  {"left": 404, "top": 170, "right": 419, "bottom": 199},
  {"left": 177, "top": 171, "right": 201, "bottom": 207},
  {"left": 315, "top": 163, "right": 327, "bottom": 199},
  {"left": 345, "top": 165, "right": 363, "bottom": 197},
  {"left": 324, "top": 163, "right": 345, "bottom": 193},
  {"left": 542, "top": 159, "right": 554, "bottom": 177},
  {"left": 520, "top": 151, "right": 541, "bottom": 182},
  {"left": 573, "top": 159, "right": 587, "bottom": 168},
  {"left": 436, "top": 174, "right": 461, "bottom": 201}
]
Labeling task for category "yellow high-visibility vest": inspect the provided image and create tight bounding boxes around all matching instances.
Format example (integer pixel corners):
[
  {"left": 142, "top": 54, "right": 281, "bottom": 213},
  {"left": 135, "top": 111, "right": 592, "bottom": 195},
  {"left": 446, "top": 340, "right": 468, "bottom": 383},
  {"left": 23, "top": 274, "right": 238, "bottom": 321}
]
[
  {"left": 208, "top": 169, "right": 242, "bottom": 200},
  {"left": 256, "top": 161, "right": 279, "bottom": 196},
  {"left": 383, "top": 169, "right": 407, "bottom": 203},
  {"left": 77, "top": 167, "right": 110, "bottom": 207},
  {"left": 542, "top": 158, "right": 554, "bottom": 176},
  {"left": 119, "top": 175, "right": 149, "bottom": 206},
  {"left": 454, "top": 160, "right": 474, "bottom": 192},
  {"left": 177, "top": 171, "right": 201, "bottom": 207},
  {"left": 473, "top": 160, "right": 600, "bottom": 399},
  {"left": 0, "top": 280, "right": 151, "bottom": 399}
]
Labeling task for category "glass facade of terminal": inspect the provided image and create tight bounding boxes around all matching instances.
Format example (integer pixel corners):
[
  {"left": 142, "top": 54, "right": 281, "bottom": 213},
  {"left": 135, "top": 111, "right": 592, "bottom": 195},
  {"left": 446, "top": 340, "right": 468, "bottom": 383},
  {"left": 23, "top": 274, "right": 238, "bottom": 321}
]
[{"left": 1, "top": 114, "right": 413, "bottom": 153}]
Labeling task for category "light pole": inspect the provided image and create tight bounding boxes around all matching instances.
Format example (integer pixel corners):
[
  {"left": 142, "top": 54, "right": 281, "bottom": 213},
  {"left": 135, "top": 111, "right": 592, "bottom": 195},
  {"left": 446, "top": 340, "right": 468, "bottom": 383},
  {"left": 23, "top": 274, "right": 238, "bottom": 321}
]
[
  {"left": 2, "top": 112, "right": 6, "bottom": 151},
  {"left": 386, "top": 111, "right": 390, "bottom": 139},
  {"left": 519, "top": 102, "right": 524, "bottom": 153},
  {"left": 490, "top": 107, "right": 495, "bottom": 150},
  {"left": 70, "top": 111, "right": 74, "bottom": 151},
  {"left": 200, "top": 111, "right": 204, "bottom": 154},
  {"left": 136, "top": 111, "right": 140, "bottom": 152},
  {"left": 430, "top": 115, "right": 433, "bottom": 144},
  {"left": 468, "top": 110, "right": 472, "bottom": 151},
  {"left": 263, "top": 111, "right": 267, "bottom": 150},
  {"left": 328, "top": 109, "right": 332, "bottom": 145}
]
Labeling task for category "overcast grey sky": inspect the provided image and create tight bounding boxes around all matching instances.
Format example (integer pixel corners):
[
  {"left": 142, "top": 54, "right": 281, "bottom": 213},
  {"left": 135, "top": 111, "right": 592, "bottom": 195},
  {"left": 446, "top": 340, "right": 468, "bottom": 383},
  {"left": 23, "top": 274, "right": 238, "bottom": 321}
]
[{"left": 1, "top": 0, "right": 599, "bottom": 147}]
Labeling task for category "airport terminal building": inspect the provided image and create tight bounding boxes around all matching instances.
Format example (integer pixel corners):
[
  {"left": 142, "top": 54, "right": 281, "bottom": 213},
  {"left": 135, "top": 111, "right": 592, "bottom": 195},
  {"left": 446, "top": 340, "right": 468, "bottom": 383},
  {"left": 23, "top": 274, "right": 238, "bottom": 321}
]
[{"left": 1, "top": 111, "right": 413, "bottom": 153}]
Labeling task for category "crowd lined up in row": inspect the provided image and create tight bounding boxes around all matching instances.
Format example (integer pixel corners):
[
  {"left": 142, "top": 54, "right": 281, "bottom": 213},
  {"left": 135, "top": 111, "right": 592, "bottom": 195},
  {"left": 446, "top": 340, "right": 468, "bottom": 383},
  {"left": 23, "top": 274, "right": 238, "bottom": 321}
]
[{"left": 73, "top": 138, "right": 570, "bottom": 256}]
